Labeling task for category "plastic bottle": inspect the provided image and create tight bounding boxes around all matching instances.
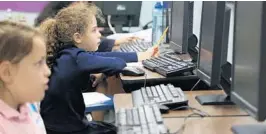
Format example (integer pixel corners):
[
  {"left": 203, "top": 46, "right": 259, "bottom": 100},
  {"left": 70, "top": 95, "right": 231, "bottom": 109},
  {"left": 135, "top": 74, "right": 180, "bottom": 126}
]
[{"left": 152, "top": 2, "right": 163, "bottom": 45}]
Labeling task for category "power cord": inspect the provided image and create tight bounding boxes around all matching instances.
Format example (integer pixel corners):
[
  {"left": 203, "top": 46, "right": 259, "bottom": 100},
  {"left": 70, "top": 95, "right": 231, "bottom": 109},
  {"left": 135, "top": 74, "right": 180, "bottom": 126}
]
[
  {"left": 107, "top": 15, "right": 116, "bottom": 34},
  {"left": 172, "top": 105, "right": 210, "bottom": 117},
  {"left": 190, "top": 79, "right": 201, "bottom": 91},
  {"left": 142, "top": 21, "right": 153, "bottom": 30},
  {"left": 143, "top": 73, "right": 147, "bottom": 89},
  {"left": 170, "top": 112, "right": 207, "bottom": 134}
]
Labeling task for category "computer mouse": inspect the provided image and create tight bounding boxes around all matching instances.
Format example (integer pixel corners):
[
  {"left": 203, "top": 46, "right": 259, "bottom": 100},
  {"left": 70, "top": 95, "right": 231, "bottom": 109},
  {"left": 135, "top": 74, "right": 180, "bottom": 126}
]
[
  {"left": 158, "top": 104, "right": 169, "bottom": 114},
  {"left": 121, "top": 66, "right": 145, "bottom": 76}
]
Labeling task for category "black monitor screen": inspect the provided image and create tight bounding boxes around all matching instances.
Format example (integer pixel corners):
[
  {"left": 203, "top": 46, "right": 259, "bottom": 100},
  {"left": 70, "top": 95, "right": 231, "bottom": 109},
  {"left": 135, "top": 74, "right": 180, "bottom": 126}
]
[
  {"left": 199, "top": 37, "right": 213, "bottom": 77},
  {"left": 198, "top": 2, "right": 217, "bottom": 77},
  {"left": 169, "top": 1, "right": 193, "bottom": 54},
  {"left": 94, "top": 1, "right": 141, "bottom": 27},
  {"left": 197, "top": 1, "right": 225, "bottom": 86}
]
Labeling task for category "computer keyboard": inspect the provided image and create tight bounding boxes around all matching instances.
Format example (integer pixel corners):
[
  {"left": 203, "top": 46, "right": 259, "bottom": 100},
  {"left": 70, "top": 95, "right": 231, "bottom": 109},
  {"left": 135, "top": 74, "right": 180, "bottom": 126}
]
[
  {"left": 142, "top": 53, "right": 195, "bottom": 77},
  {"left": 132, "top": 84, "right": 188, "bottom": 109},
  {"left": 119, "top": 40, "right": 153, "bottom": 52},
  {"left": 116, "top": 104, "right": 169, "bottom": 134}
]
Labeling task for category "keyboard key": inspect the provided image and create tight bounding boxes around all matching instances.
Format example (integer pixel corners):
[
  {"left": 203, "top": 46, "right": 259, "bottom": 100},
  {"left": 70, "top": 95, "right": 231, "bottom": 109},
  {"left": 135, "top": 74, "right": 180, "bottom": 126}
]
[
  {"left": 160, "top": 84, "right": 173, "bottom": 101},
  {"left": 155, "top": 85, "right": 164, "bottom": 97},
  {"left": 133, "top": 126, "right": 141, "bottom": 133},
  {"left": 176, "top": 87, "right": 184, "bottom": 97},
  {"left": 141, "top": 88, "right": 149, "bottom": 103},
  {"left": 152, "top": 104, "right": 163, "bottom": 123},
  {"left": 132, "top": 108, "right": 140, "bottom": 125},
  {"left": 132, "top": 90, "right": 144, "bottom": 107},
  {"left": 143, "top": 105, "right": 155, "bottom": 123},
  {"left": 148, "top": 124, "right": 158, "bottom": 134},
  {"left": 119, "top": 108, "right": 126, "bottom": 125},
  {"left": 154, "top": 97, "right": 161, "bottom": 103},
  {"left": 126, "top": 109, "right": 133, "bottom": 125},
  {"left": 151, "top": 86, "right": 158, "bottom": 97},
  {"left": 141, "top": 124, "right": 149, "bottom": 134},
  {"left": 138, "top": 107, "right": 147, "bottom": 124},
  {"left": 146, "top": 87, "right": 153, "bottom": 98}
]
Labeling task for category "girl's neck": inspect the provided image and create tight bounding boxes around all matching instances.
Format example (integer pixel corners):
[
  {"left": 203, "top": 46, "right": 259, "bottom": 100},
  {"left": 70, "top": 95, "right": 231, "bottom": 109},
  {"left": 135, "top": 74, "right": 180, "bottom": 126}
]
[{"left": 0, "top": 89, "right": 19, "bottom": 110}]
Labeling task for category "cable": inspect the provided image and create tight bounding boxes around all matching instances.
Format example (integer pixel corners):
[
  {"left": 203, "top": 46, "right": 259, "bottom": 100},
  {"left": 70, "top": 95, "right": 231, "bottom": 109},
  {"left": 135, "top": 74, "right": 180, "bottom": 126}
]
[
  {"left": 142, "top": 21, "right": 153, "bottom": 30},
  {"left": 107, "top": 15, "right": 116, "bottom": 34},
  {"left": 170, "top": 112, "right": 207, "bottom": 134},
  {"left": 128, "top": 16, "right": 132, "bottom": 32},
  {"left": 190, "top": 79, "right": 201, "bottom": 91},
  {"left": 143, "top": 73, "right": 147, "bottom": 89},
  {"left": 217, "top": 84, "right": 224, "bottom": 90},
  {"left": 172, "top": 106, "right": 210, "bottom": 117}
]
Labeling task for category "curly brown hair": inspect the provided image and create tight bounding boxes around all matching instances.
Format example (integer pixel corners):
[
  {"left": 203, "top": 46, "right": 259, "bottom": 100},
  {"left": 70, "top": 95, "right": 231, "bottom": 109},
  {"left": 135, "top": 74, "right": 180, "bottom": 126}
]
[{"left": 38, "top": 2, "right": 104, "bottom": 68}]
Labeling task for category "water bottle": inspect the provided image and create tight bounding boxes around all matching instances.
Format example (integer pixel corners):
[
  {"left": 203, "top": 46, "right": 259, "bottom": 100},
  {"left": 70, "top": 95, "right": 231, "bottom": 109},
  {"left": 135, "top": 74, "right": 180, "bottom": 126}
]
[{"left": 152, "top": 2, "right": 163, "bottom": 45}]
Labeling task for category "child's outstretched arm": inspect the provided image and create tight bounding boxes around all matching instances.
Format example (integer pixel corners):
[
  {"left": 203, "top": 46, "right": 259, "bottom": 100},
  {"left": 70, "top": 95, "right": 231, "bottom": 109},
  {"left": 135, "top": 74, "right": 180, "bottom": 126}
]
[{"left": 76, "top": 51, "right": 128, "bottom": 76}]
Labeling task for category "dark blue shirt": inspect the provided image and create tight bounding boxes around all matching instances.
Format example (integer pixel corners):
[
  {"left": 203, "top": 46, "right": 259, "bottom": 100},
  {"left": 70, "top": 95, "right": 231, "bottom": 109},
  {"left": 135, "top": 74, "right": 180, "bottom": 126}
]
[
  {"left": 40, "top": 44, "right": 137, "bottom": 132},
  {"left": 97, "top": 38, "right": 115, "bottom": 52}
]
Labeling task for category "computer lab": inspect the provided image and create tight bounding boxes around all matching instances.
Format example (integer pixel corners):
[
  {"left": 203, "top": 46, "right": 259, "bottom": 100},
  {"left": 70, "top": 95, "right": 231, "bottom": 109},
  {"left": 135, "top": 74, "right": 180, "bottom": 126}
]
[{"left": 0, "top": 1, "right": 265, "bottom": 134}]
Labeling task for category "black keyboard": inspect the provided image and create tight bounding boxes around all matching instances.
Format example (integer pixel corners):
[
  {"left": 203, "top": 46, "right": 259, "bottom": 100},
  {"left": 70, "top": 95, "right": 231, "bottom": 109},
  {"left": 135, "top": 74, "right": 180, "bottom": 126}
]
[
  {"left": 132, "top": 84, "right": 188, "bottom": 109},
  {"left": 116, "top": 104, "right": 169, "bottom": 134},
  {"left": 142, "top": 53, "right": 195, "bottom": 77},
  {"left": 119, "top": 40, "right": 153, "bottom": 52}
]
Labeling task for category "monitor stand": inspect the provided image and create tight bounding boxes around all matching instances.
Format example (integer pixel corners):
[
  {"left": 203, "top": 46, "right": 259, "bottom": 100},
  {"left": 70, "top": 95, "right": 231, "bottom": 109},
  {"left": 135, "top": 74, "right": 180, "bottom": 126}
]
[
  {"left": 115, "top": 24, "right": 123, "bottom": 33},
  {"left": 231, "top": 124, "right": 266, "bottom": 134},
  {"left": 112, "top": 20, "right": 127, "bottom": 33},
  {"left": 195, "top": 94, "right": 234, "bottom": 105}
]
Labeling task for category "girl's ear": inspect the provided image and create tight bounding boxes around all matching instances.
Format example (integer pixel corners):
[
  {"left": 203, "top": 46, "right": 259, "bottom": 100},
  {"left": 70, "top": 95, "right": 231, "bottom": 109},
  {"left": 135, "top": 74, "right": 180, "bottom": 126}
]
[
  {"left": 73, "top": 32, "right": 83, "bottom": 44},
  {"left": 0, "top": 61, "right": 15, "bottom": 85}
]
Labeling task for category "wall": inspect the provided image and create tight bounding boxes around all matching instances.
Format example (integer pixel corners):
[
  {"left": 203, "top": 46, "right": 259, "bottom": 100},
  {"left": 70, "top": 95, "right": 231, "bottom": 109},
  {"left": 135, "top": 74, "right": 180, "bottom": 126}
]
[
  {"left": 0, "top": 1, "right": 155, "bottom": 31},
  {"left": 0, "top": 1, "right": 48, "bottom": 26}
]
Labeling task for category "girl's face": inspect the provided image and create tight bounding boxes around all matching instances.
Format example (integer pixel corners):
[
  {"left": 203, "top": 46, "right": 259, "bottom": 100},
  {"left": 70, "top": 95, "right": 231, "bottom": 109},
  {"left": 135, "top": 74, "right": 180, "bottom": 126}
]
[
  {"left": 3, "top": 36, "right": 51, "bottom": 103},
  {"left": 78, "top": 16, "right": 102, "bottom": 51}
]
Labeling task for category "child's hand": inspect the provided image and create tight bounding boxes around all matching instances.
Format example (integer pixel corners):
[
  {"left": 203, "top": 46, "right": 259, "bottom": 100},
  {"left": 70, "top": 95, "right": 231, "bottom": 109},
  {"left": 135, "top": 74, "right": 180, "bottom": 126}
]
[
  {"left": 147, "top": 45, "right": 159, "bottom": 57},
  {"left": 137, "top": 46, "right": 159, "bottom": 61},
  {"left": 90, "top": 73, "right": 106, "bottom": 87},
  {"left": 114, "top": 36, "right": 142, "bottom": 46}
]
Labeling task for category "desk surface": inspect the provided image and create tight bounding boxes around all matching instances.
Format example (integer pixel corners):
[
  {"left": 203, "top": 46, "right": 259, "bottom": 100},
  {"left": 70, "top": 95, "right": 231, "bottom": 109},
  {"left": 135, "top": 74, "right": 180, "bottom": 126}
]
[
  {"left": 165, "top": 116, "right": 259, "bottom": 134},
  {"left": 114, "top": 90, "right": 248, "bottom": 117}
]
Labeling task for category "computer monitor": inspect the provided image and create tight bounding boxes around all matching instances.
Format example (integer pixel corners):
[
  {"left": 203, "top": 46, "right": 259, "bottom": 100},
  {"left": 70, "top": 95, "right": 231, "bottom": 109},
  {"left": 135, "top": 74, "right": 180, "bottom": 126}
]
[
  {"left": 219, "top": 1, "right": 233, "bottom": 95},
  {"left": 196, "top": 1, "right": 228, "bottom": 87},
  {"left": 231, "top": 2, "right": 266, "bottom": 133},
  {"left": 195, "top": 2, "right": 233, "bottom": 105},
  {"left": 94, "top": 1, "right": 142, "bottom": 33},
  {"left": 232, "top": 1, "right": 266, "bottom": 122},
  {"left": 169, "top": 1, "right": 194, "bottom": 54}
]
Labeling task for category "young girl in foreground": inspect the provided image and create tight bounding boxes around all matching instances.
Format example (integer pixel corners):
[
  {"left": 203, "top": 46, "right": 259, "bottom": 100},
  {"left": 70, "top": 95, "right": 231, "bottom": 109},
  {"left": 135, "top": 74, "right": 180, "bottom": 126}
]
[
  {"left": 0, "top": 21, "right": 51, "bottom": 134},
  {"left": 39, "top": 2, "right": 156, "bottom": 134}
]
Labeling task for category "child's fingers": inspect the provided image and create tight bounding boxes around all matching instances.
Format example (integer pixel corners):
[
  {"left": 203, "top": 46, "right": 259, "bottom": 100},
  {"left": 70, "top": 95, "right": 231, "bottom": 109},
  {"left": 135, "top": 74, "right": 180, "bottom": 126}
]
[{"left": 152, "top": 48, "right": 159, "bottom": 57}]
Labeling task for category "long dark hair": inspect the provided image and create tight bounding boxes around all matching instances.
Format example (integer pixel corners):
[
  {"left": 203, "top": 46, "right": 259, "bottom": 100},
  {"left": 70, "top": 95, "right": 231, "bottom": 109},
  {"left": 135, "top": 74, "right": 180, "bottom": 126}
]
[{"left": 35, "top": 1, "right": 74, "bottom": 27}]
